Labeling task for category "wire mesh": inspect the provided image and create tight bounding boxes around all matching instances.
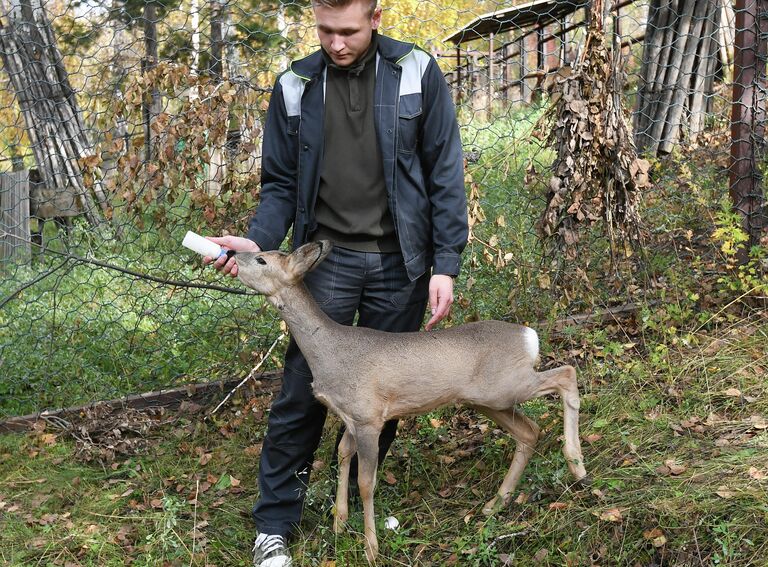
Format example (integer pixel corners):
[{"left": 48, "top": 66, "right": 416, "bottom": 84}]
[{"left": 0, "top": 0, "right": 764, "bottom": 418}]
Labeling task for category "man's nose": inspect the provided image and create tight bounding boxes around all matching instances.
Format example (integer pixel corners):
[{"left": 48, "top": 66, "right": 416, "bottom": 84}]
[{"left": 330, "top": 35, "right": 344, "bottom": 52}]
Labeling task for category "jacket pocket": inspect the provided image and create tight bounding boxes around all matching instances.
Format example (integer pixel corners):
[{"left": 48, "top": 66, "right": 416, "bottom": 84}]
[{"left": 398, "top": 94, "right": 422, "bottom": 153}]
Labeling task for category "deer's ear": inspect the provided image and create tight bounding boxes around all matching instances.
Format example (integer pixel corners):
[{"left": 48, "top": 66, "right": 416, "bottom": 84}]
[{"left": 287, "top": 241, "right": 332, "bottom": 278}]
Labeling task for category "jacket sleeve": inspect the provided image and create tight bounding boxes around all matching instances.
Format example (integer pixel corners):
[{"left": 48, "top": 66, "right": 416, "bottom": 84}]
[
  {"left": 418, "top": 56, "right": 468, "bottom": 277},
  {"left": 246, "top": 77, "right": 298, "bottom": 251}
]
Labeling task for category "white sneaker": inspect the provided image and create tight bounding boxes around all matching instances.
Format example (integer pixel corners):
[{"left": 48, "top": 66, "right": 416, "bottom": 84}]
[{"left": 252, "top": 533, "right": 292, "bottom": 567}]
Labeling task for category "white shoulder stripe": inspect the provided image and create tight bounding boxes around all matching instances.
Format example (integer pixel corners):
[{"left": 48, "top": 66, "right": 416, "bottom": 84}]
[
  {"left": 279, "top": 72, "right": 307, "bottom": 117},
  {"left": 399, "top": 49, "right": 430, "bottom": 97}
]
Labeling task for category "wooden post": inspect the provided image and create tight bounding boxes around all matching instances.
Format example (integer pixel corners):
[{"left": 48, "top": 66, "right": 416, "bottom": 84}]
[
  {"left": 501, "top": 42, "right": 508, "bottom": 104},
  {"left": 455, "top": 46, "right": 462, "bottom": 105},
  {"left": 0, "top": 171, "right": 31, "bottom": 263},
  {"left": 520, "top": 35, "right": 530, "bottom": 103},
  {"left": 488, "top": 33, "right": 494, "bottom": 118},
  {"left": 730, "top": 0, "right": 768, "bottom": 256}
]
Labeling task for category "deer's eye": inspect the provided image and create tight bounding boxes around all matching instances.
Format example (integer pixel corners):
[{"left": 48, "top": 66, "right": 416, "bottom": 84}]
[{"left": 256, "top": 257, "right": 267, "bottom": 265}]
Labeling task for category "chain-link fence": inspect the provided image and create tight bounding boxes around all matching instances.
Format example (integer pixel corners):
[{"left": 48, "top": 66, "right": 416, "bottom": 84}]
[{"left": 0, "top": 0, "right": 764, "bottom": 419}]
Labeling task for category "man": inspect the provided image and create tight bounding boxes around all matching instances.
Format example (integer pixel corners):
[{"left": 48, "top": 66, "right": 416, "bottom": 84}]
[{"left": 208, "top": 0, "right": 467, "bottom": 564}]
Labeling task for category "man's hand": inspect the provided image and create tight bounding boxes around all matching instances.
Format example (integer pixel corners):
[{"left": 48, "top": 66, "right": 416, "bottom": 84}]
[
  {"left": 425, "top": 274, "right": 454, "bottom": 331},
  {"left": 203, "top": 235, "right": 261, "bottom": 278}
]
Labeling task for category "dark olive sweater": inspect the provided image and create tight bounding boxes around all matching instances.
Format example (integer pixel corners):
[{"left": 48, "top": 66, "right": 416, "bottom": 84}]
[{"left": 313, "top": 33, "right": 399, "bottom": 253}]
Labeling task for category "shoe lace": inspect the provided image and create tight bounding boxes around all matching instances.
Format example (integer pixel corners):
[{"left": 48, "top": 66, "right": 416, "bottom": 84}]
[{"left": 253, "top": 534, "right": 288, "bottom": 557}]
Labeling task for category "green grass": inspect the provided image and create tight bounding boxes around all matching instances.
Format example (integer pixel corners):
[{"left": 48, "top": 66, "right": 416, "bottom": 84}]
[
  {"left": 0, "top": 219, "right": 283, "bottom": 418},
  {"left": 1, "top": 295, "right": 767, "bottom": 565}
]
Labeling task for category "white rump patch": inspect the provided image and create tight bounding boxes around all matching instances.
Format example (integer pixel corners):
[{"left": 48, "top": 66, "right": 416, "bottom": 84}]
[{"left": 523, "top": 327, "right": 539, "bottom": 362}]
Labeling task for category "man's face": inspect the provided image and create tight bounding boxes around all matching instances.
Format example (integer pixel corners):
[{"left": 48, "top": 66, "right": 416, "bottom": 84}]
[{"left": 314, "top": 0, "right": 381, "bottom": 67}]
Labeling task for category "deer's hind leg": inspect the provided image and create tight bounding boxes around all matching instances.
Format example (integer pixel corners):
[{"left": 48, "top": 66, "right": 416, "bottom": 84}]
[
  {"left": 476, "top": 406, "right": 540, "bottom": 516},
  {"left": 533, "top": 365, "right": 588, "bottom": 482},
  {"left": 334, "top": 428, "right": 356, "bottom": 533}
]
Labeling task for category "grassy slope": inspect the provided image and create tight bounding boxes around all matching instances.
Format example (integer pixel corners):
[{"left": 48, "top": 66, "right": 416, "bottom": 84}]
[{"left": 1, "top": 253, "right": 767, "bottom": 566}]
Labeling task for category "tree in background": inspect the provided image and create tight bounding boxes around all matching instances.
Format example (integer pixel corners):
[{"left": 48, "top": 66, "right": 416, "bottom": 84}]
[
  {"left": 729, "top": 0, "right": 767, "bottom": 258},
  {"left": 0, "top": 0, "right": 106, "bottom": 226}
]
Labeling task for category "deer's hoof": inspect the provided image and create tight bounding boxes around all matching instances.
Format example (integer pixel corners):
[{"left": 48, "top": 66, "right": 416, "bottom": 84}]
[
  {"left": 574, "top": 475, "right": 592, "bottom": 489},
  {"left": 364, "top": 540, "right": 379, "bottom": 564},
  {"left": 333, "top": 515, "right": 347, "bottom": 534},
  {"left": 481, "top": 494, "right": 507, "bottom": 516}
]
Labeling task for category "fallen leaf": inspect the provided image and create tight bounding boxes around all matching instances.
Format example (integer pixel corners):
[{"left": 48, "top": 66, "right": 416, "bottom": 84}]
[
  {"left": 643, "top": 527, "right": 663, "bottom": 540},
  {"left": 584, "top": 433, "right": 602, "bottom": 444},
  {"left": 384, "top": 471, "right": 397, "bottom": 485},
  {"left": 748, "top": 467, "right": 767, "bottom": 480},
  {"left": 591, "top": 488, "right": 606, "bottom": 499},
  {"left": 38, "top": 434, "right": 57, "bottom": 447},
  {"left": 703, "top": 339, "right": 726, "bottom": 356},
  {"left": 533, "top": 548, "right": 548, "bottom": 562},
  {"left": 548, "top": 502, "right": 567, "bottom": 510},
  {"left": 597, "top": 507, "right": 624, "bottom": 522},
  {"left": 664, "top": 460, "right": 687, "bottom": 475},
  {"left": 724, "top": 388, "right": 742, "bottom": 397},
  {"left": 715, "top": 486, "right": 737, "bottom": 499},
  {"left": 198, "top": 453, "right": 213, "bottom": 466},
  {"left": 244, "top": 444, "right": 262, "bottom": 457}
]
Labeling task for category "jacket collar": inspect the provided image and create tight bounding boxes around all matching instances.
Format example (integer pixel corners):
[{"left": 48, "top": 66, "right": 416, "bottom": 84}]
[{"left": 289, "top": 33, "right": 415, "bottom": 81}]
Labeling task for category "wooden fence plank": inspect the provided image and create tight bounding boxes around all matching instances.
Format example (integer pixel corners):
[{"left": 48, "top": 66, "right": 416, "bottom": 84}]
[{"left": 0, "top": 170, "right": 31, "bottom": 263}]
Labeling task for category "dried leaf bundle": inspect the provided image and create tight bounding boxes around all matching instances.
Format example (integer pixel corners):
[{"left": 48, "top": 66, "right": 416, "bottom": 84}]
[{"left": 535, "top": 0, "right": 649, "bottom": 264}]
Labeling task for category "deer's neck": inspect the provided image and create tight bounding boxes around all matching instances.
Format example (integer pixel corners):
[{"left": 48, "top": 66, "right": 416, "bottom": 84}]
[{"left": 268, "top": 283, "right": 339, "bottom": 354}]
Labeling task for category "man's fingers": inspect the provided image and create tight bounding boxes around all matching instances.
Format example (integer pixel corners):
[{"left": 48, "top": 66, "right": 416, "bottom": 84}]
[{"left": 425, "top": 291, "right": 452, "bottom": 331}]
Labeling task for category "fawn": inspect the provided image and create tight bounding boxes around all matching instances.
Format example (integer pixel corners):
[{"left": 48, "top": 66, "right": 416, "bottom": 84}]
[{"left": 236, "top": 241, "right": 588, "bottom": 563}]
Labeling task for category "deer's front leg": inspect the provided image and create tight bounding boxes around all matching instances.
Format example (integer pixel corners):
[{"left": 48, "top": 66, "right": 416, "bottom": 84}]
[
  {"left": 355, "top": 426, "right": 382, "bottom": 564},
  {"left": 334, "top": 428, "right": 356, "bottom": 533}
]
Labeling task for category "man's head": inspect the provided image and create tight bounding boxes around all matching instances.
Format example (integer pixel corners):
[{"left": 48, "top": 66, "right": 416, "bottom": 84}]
[{"left": 312, "top": 0, "right": 381, "bottom": 67}]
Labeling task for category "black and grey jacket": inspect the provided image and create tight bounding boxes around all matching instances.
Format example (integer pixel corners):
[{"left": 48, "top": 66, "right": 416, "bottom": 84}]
[{"left": 246, "top": 34, "right": 468, "bottom": 280}]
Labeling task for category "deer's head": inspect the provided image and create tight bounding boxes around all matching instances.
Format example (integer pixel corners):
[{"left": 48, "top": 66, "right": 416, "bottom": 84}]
[{"left": 237, "top": 240, "right": 332, "bottom": 296}]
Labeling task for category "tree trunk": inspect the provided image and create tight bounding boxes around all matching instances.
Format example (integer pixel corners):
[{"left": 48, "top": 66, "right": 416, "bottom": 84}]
[
  {"left": 191, "top": 0, "right": 200, "bottom": 74},
  {"left": 209, "top": 0, "right": 224, "bottom": 82},
  {"left": 0, "top": 0, "right": 104, "bottom": 226},
  {"left": 206, "top": 0, "right": 226, "bottom": 195},
  {"left": 142, "top": 1, "right": 161, "bottom": 164},
  {"left": 729, "top": 0, "right": 768, "bottom": 258}
]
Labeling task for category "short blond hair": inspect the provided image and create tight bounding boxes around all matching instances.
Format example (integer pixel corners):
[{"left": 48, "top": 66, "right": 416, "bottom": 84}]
[{"left": 312, "top": 0, "right": 378, "bottom": 17}]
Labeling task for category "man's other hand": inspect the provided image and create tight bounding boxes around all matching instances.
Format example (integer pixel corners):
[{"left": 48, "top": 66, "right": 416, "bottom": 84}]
[{"left": 425, "top": 274, "right": 454, "bottom": 331}]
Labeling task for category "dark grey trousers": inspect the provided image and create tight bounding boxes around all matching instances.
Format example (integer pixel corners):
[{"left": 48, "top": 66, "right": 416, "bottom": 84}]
[{"left": 252, "top": 246, "right": 430, "bottom": 537}]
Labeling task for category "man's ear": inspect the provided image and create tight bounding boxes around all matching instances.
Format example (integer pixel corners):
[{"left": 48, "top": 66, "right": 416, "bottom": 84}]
[
  {"left": 287, "top": 241, "right": 332, "bottom": 278},
  {"left": 371, "top": 6, "right": 382, "bottom": 30}
]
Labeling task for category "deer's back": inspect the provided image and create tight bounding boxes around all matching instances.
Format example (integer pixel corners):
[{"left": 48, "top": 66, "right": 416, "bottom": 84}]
[{"left": 309, "top": 320, "right": 540, "bottom": 422}]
